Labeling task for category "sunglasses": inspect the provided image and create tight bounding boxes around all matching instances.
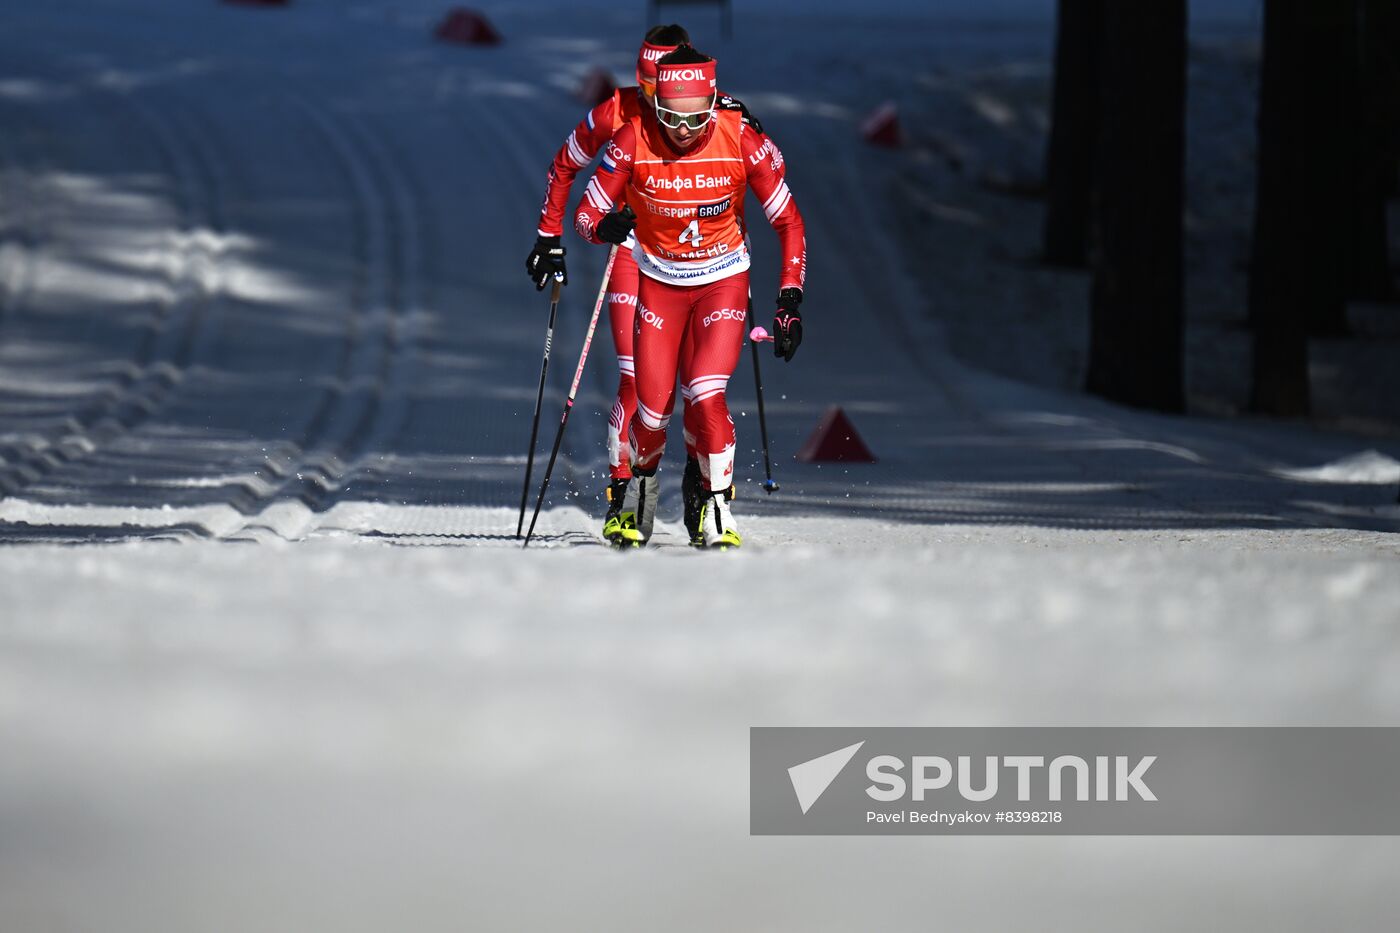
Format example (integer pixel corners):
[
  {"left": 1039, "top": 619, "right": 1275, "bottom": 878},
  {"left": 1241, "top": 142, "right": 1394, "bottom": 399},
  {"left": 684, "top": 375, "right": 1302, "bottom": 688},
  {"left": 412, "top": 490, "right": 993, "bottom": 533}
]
[{"left": 655, "top": 100, "right": 714, "bottom": 131}]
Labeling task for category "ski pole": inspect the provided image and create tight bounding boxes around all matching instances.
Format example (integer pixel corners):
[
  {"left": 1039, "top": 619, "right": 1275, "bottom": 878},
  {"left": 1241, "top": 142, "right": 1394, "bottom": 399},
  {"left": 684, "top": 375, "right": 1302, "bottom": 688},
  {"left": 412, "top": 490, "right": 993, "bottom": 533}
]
[
  {"left": 523, "top": 241, "right": 621, "bottom": 547},
  {"left": 516, "top": 276, "right": 564, "bottom": 538},
  {"left": 746, "top": 296, "right": 779, "bottom": 493}
]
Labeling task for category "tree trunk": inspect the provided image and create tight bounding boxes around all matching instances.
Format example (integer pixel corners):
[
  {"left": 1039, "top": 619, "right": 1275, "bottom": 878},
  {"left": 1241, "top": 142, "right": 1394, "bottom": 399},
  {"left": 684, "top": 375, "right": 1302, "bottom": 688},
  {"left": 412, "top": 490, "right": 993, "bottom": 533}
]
[
  {"left": 1368, "top": 0, "right": 1400, "bottom": 200},
  {"left": 1299, "top": 3, "right": 1353, "bottom": 335},
  {"left": 1248, "top": 0, "right": 1311, "bottom": 416},
  {"left": 1350, "top": 0, "right": 1399, "bottom": 303},
  {"left": 1084, "top": 0, "right": 1186, "bottom": 413},
  {"left": 1041, "top": 0, "right": 1103, "bottom": 268}
]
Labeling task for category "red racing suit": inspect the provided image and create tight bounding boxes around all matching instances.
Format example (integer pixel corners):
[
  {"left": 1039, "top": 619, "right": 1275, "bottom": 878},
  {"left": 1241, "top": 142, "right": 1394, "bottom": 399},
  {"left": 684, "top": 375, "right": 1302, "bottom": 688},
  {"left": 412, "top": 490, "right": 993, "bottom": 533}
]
[
  {"left": 536, "top": 88, "right": 782, "bottom": 482},
  {"left": 573, "top": 109, "right": 806, "bottom": 491}
]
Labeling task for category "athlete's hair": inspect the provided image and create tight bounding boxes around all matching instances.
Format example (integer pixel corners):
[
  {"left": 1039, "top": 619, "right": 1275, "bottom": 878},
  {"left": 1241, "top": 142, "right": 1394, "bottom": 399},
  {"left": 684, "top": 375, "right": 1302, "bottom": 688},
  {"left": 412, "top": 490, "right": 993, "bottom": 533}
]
[
  {"left": 655, "top": 45, "right": 713, "bottom": 67},
  {"left": 645, "top": 24, "right": 690, "bottom": 46}
]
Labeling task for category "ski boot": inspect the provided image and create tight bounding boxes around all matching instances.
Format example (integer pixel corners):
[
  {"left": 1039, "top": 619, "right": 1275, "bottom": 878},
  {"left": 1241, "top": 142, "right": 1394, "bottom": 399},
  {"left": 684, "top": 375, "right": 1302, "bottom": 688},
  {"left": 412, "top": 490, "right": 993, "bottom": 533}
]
[
  {"left": 601, "top": 478, "right": 638, "bottom": 548},
  {"left": 699, "top": 484, "right": 741, "bottom": 550},
  {"left": 682, "top": 457, "right": 706, "bottom": 548}
]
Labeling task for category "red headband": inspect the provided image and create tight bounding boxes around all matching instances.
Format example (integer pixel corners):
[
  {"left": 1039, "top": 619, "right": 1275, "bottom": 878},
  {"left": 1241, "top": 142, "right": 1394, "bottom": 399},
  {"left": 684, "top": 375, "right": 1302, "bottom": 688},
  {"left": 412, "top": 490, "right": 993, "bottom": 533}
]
[
  {"left": 655, "top": 59, "right": 717, "bottom": 100},
  {"left": 637, "top": 42, "right": 678, "bottom": 84}
]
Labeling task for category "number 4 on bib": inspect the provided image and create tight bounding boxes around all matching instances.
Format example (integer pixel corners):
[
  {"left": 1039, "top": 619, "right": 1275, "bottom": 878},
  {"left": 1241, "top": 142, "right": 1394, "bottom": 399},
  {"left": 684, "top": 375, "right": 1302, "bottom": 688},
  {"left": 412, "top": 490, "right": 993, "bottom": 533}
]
[{"left": 678, "top": 219, "right": 704, "bottom": 247}]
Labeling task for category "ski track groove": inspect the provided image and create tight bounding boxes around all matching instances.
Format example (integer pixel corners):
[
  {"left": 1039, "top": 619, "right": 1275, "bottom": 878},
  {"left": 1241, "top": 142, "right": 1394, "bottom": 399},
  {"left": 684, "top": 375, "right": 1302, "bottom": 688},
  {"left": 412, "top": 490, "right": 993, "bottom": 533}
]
[
  {"left": 0, "top": 82, "right": 223, "bottom": 500},
  {"left": 0, "top": 111, "right": 40, "bottom": 339},
  {"left": 2, "top": 26, "right": 470, "bottom": 542},
  {"left": 344, "top": 110, "right": 432, "bottom": 500},
  {"left": 305, "top": 105, "right": 423, "bottom": 514},
  {"left": 210, "top": 96, "right": 422, "bottom": 540}
]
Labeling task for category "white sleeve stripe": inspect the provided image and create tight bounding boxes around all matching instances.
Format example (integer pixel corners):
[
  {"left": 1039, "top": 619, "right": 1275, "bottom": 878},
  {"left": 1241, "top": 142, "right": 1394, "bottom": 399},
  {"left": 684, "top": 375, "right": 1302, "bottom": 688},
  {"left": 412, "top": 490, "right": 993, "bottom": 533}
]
[
  {"left": 566, "top": 133, "right": 589, "bottom": 167},
  {"left": 585, "top": 178, "right": 613, "bottom": 212},
  {"left": 589, "top": 178, "right": 613, "bottom": 209},
  {"left": 586, "top": 110, "right": 596, "bottom": 131},
  {"left": 763, "top": 189, "right": 791, "bottom": 222},
  {"left": 762, "top": 180, "right": 790, "bottom": 213}
]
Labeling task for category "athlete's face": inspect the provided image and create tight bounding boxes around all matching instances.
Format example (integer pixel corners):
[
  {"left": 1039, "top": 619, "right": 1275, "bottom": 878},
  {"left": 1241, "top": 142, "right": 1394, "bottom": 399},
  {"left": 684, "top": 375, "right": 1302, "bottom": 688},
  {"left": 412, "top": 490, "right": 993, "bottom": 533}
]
[{"left": 656, "top": 94, "right": 714, "bottom": 150}]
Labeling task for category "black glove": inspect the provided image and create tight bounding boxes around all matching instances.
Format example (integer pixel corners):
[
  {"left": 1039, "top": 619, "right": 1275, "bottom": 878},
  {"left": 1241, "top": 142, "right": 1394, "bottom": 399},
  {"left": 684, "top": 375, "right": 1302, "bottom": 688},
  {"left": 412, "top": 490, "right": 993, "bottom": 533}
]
[
  {"left": 525, "top": 235, "right": 567, "bottom": 291},
  {"left": 773, "top": 288, "right": 803, "bottom": 361},
  {"left": 717, "top": 94, "right": 763, "bottom": 134},
  {"left": 596, "top": 205, "right": 636, "bottom": 246}
]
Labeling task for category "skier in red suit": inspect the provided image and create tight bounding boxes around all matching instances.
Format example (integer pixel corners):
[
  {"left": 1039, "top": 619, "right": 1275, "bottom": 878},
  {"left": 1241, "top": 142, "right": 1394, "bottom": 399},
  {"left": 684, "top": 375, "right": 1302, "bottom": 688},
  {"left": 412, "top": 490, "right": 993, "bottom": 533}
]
[{"left": 574, "top": 46, "right": 806, "bottom": 549}]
